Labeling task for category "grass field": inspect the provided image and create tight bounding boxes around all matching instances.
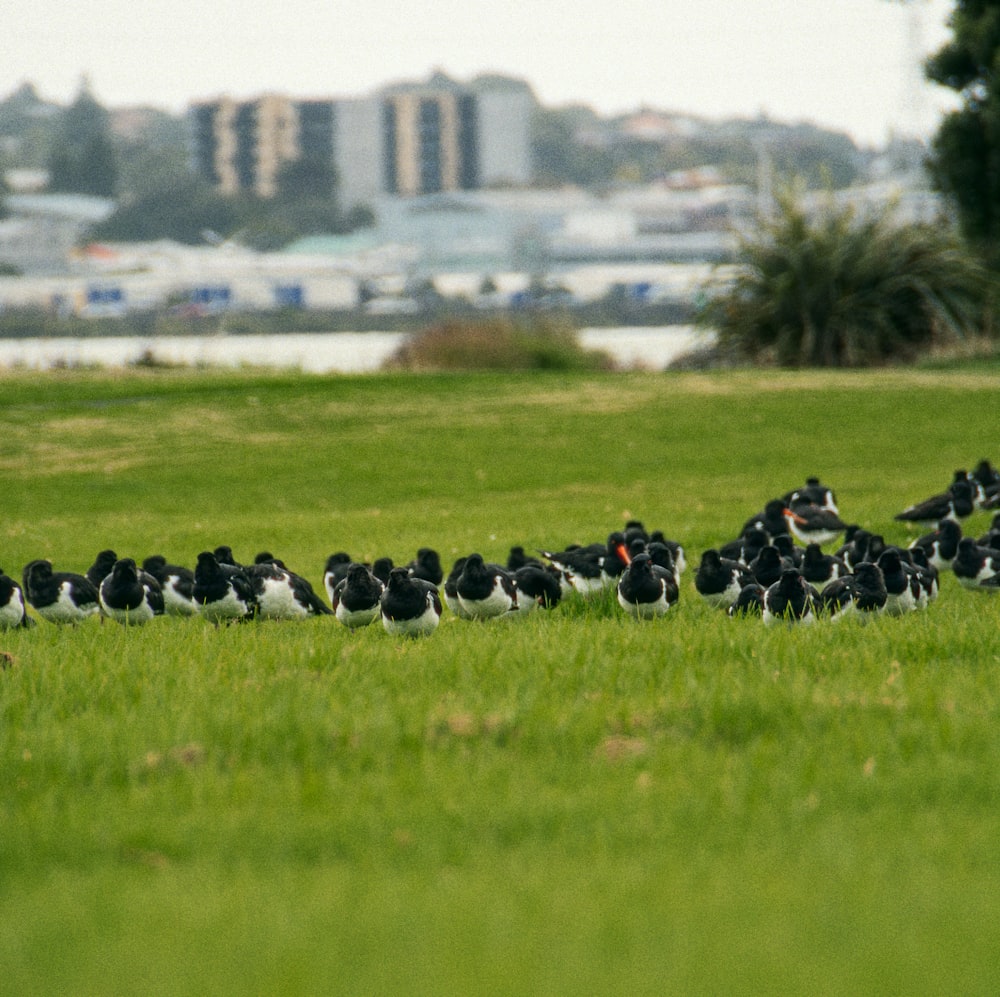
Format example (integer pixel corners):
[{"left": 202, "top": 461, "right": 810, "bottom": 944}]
[{"left": 2, "top": 362, "right": 1000, "bottom": 994}]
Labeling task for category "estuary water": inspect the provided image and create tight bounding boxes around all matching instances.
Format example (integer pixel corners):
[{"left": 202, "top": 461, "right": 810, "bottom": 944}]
[{"left": 0, "top": 325, "right": 708, "bottom": 374}]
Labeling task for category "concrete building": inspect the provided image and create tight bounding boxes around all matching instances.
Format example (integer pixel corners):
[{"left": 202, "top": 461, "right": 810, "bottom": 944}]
[{"left": 188, "top": 74, "right": 534, "bottom": 210}]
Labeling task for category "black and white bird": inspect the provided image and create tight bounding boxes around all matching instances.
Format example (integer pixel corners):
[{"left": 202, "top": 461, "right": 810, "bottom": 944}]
[
  {"left": 455, "top": 553, "right": 518, "bottom": 619},
  {"left": 727, "top": 582, "right": 766, "bottom": 617},
  {"left": 511, "top": 563, "right": 563, "bottom": 614},
  {"left": 540, "top": 532, "right": 631, "bottom": 597},
  {"left": 142, "top": 555, "right": 198, "bottom": 616},
  {"left": 782, "top": 504, "right": 848, "bottom": 547},
  {"left": 379, "top": 567, "right": 442, "bottom": 637},
  {"left": 331, "top": 562, "right": 384, "bottom": 628},
  {"left": 407, "top": 547, "right": 444, "bottom": 586},
  {"left": 876, "top": 548, "right": 921, "bottom": 615},
  {"left": 748, "top": 545, "right": 792, "bottom": 588},
  {"left": 616, "top": 551, "right": 678, "bottom": 619},
  {"left": 192, "top": 551, "right": 257, "bottom": 624},
  {"left": 99, "top": 557, "right": 164, "bottom": 625},
  {"left": 783, "top": 477, "right": 839, "bottom": 515},
  {"left": 322, "top": 552, "right": 354, "bottom": 603},
  {"left": 908, "top": 519, "right": 963, "bottom": 573},
  {"left": 695, "top": 549, "right": 755, "bottom": 609},
  {"left": 762, "top": 569, "right": 818, "bottom": 626},
  {"left": 819, "top": 561, "right": 887, "bottom": 621},
  {"left": 0, "top": 568, "right": 32, "bottom": 629},
  {"left": 800, "top": 543, "right": 849, "bottom": 592},
  {"left": 85, "top": 548, "right": 119, "bottom": 588},
  {"left": 740, "top": 499, "right": 791, "bottom": 540},
  {"left": 245, "top": 561, "right": 332, "bottom": 620},
  {"left": 443, "top": 556, "right": 473, "bottom": 619},
  {"left": 952, "top": 538, "right": 1000, "bottom": 591},
  {"left": 22, "top": 559, "right": 101, "bottom": 625},
  {"left": 895, "top": 478, "right": 976, "bottom": 525}
]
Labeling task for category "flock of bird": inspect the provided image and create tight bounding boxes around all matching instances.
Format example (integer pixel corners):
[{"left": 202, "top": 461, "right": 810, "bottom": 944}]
[{"left": 2, "top": 460, "right": 999, "bottom": 638}]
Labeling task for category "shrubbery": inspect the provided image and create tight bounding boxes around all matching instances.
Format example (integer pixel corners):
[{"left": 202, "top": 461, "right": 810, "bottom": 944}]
[
  {"left": 385, "top": 316, "right": 615, "bottom": 371},
  {"left": 699, "top": 192, "right": 993, "bottom": 367}
]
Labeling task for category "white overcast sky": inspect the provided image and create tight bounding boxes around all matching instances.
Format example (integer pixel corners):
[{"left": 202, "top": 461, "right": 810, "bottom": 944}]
[{"left": 6, "top": 0, "right": 959, "bottom": 146}]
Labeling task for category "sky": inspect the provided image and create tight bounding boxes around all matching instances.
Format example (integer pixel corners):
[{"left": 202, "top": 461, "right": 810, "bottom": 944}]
[{"left": 7, "top": 0, "right": 960, "bottom": 147}]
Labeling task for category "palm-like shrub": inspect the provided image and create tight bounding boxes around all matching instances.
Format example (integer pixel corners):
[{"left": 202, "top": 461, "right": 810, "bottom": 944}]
[{"left": 699, "top": 193, "right": 992, "bottom": 367}]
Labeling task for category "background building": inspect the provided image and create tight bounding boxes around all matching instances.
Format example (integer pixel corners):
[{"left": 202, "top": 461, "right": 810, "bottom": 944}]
[{"left": 188, "top": 74, "right": 534, "bottom": 210}]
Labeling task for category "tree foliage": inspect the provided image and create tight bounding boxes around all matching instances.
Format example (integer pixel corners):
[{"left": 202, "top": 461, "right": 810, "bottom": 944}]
[
  {"left": 46, "top": 78, "right": 118, "bottom": 197},
  {"left": 925, "top": 0, "right": 1000, "bottom": 258},
  {"left": 699, "top": 191, "right": 990, "bottom": 367}
]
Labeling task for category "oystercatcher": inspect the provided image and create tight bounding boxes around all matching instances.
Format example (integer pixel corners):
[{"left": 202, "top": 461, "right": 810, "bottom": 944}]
[
  {"left": 762, "top": 569, "right": 817, "bottom": 625},
  {"left": 322, "top": 552, "right": 353, "bottom": 603},
  {"left": 748, "top": 545, "right": 791, "bottom": 588},
  {"left": 511, "top": 564, "right": 563, "bottom": 614},
  {"left": 246, "top": 561, "right": 332, "bottom": 620},
  {"left": 741, "top": 499, "right": 790, "bottom": 540},
  {"left": 800, "top": 543, "right": 849, "bottom": 591},
  {"left": 85, "top": 549, "right": 119, "bottom": 587},
  {"left": 540, "top": 532, "right": 631, "bottom": 596},
  {"left": 616, "top": 552, "right": 678, "bottom": 619},
  {"left": 22, "top": 559, "right": 101, "bottom": 625},
  {"left": 379, "top": 567, "right": 441, "bottom": 637},
  {"left": 99, "top": 557, "right": 164, "bottom": 625},
  {"left": 407, "top": 548, "right": 444, "bottom": 586},
  {"left": 977, "top": 513, "right": 1000, "bottom": 551},
  {"left": 371, "top": 557, "right": 395, "bottom": 585},
  {"left": 332, "top": 562, "right": 385, "bottom": 628},
  {"left": 819, "top": 561, "right": 887, "bottom": 620},
  {"left": 895, "top": 479, "right": 976, "bottom": 524},
  {"left": 782, "top": 505, "right": 847, "bottom": 546},
  {"left": 507, "top": 546, "right": 544, "bottom": 571},
  {"left": 142, "top": 555, "right": 198, "bottom": 616},
  {"left": 909, "top": 519, "right": 962, "bottom": 573},
  {"left": 951, "top": 538, "right": 1000, "bottom": 591},
  {"left": 647, "top": 534, "right": 686, "bottom": 575},
  {"left": 720, "top": 527, "right": 769, "bottom": 566},
  {"left": 727, "top": 582, "right": 766, "bottom": 617},
  {"left": 193, "top": 551, "right": 257, "bottom": 624},
  {"left": 694, "top": 549, "right": 755, "bottom": 610},
  {"left": 443, "top": 556, "right": 471, "bottom": 618},
  {"left": 455, "top": 554, "right": 518, "bottom": 619},
  {"left": 0, "top": 569, "right": 31, "bottom": 629},
  {"left": 875, "top": 548, "right": 920, "bottom": 615},
  {"left": 783, "top": 477, "right": 839, "bottom": 514}
]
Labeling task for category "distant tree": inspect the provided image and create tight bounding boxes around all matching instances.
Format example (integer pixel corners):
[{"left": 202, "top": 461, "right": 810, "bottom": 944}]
[
  {"left": 925, "top": 0, "right": 1000, "bottom": 260},
  {"left": 46, "top": 77, "right": 118, "bottom": 197},
  {"left": 276, "top": 154, "right": 336, "bottom": 202}
]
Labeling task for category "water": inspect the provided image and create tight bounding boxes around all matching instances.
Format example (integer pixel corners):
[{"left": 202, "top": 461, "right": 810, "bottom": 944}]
[{"left": 0, "top": 326, "right": 709, "bottom": 374}]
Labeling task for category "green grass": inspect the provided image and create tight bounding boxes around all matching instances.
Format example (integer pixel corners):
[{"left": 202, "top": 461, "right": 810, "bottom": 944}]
[{"left": 2, "top": 364, "right": 1000, "bottom": 995}]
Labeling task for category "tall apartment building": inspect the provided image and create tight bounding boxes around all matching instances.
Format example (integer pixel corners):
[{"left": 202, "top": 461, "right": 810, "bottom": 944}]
[{"left": 188, "top": 75, "right": 534, "bottom": 210}]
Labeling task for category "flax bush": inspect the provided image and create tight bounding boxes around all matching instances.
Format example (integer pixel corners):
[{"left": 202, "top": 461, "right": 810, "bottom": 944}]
[{"left": 700, "top": 192, "right": 992, "bottom": 367}]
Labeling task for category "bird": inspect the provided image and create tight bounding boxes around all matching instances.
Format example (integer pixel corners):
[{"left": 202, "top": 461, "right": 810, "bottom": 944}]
[
  {"left": 647, "top": 534, "right": 687, "bottom": 576},
  {"left": 455, "top": 553, "right": 518, "bottom": 619},
  {"left": 727, "top": 582, "right": 766, "bottom": 617},
  {"left": 379, "top": 567, "right": 442, "bottom": 637},
  {"left": 332, "top": 562, "right": 385, "bottom": 628},
  {"left": 371, "top": 557, "right": 395, "bottom": 585},
  {"left": 719, "top": 527, "right": 770, "bottom": 566},
  {"left": 506, "top": 546, "right": 544, "bottom": 571},
  {"left": 894, "top": 479, "right": 976, "bottom": 524},
  {"left": 406, "top": 547, "right": 444, "bottom": 586},
  {"left": 322, "top": 552, "right": 354, "bottom": 603},
  {"left": 875, "top": 548, "right": 921, "bottom": 615},
  {"left": 800, "top": 543, "right": 849, "bottom": 592},
  {"left": 762, "top": 569, "right": 818, "bottom": 625},
  {"left": 748, "top": 545, "right": 792, "bottom": 588},
  {"left": 0, "top": 568, "right": 32, "bottom": 629},
  {"left": 192, "top": 551, "right": 257, "bottom": 624},
  {"left": 212, "top": 544, "right": 246, "bottom": 568},
  {"left": 694, "top": 549, "right": 756, "bottom": 610},
  {"left": 819, "top": 561, "right": 887, "bottom": 620},
  {"left": 85, "top": 548, "right": 119, "bottom": 588},
  {"left": 245, "top": 561, "right": 333, "bottom": 620},
  {"left": 22, "top": 559, "right": 101, "bottom": 625},
  {"left": 616, "top": 551, "right": 678, "bottom": 619},
  {"left": 783, "top": 477, "right": 839, "bottom": 514},
  {"left": 836, "top": 529, "right": 886, "bottom": 573},
  {"left": 142, "top": 555, "right": 199, "bottom": 616},
  {"left": 951, "top": 538, "right": 1000, "bottom": 591},
  {"left": 782, "top": 504, "right": 848, "bottom": 546},
  {"left": 908, "top": 519, "right": 963, "bottom": 573},
  {"left": 98, "top": 557, "right": 164, "bottom": 625},
  {"left": 539, "top": 532, "right": 631, "bottom": 596},
  {"left": 511, "top": 564, "right": 563, "bottom": 614},
  {"left": 443, "top": 556, "right": 473, "bottom": 619},
  {"left": 740, "top": 499, "right": 790, "bottom": 540}
]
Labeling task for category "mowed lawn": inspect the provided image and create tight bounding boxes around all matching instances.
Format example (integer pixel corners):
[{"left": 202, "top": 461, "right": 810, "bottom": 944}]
[{"left": 2, "top": 363, "right": 1000, "bottom": 995}]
